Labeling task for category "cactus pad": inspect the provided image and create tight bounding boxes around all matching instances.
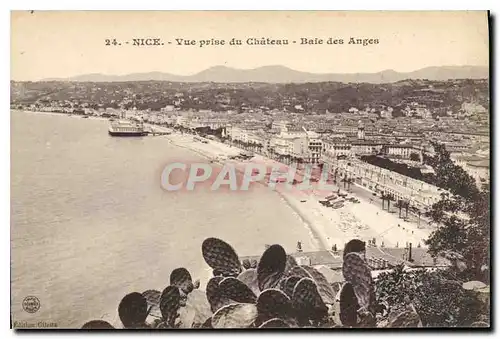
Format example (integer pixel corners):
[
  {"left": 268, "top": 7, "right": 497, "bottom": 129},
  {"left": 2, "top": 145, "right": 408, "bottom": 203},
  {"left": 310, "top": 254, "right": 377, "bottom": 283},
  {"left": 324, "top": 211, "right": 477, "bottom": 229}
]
[
  {"left": 256, "top": 288, "right": 293, "bottom": 320},
  {"left": 170, "top": 267, "right": 194, "bottom": 294},
  {"left": 237, "top": 268, "right": 260, "bottom": 296},
  {"left": 257, "top": 244, "right": 287, "bottom": 291},
  {"left": 284, "top": 255, "right": 298, "bottom": 273},
  {"left": 206, "top": 276, "right": 232, "bottom": 313},
  {"left": 211, "top": 303, "right": 258, "bottom": 328},
  {"left": 286, "top": 265, "right": 312, "bottom": 279},
  {"left": 219, "top": 276, "right": 258, "bottom": 303},
  {"left": 242, "top": 259, "right": 252, "bottom": 269},
  {"left": 118, "top": 292, "right": 149, "bottom": 329},
  {"left": 339, "top": 282, "right": 359, "bottom": 327},
  {"left": 202, "top": 238, "right": 242, "bottom": 276},
  {"left": 159, "top": 285, "right": 181, "bottom": 327},
  {"left": 301, "top": 265, "right": 336, "bottom": 305},
  {"left": 201, "top": 317, "right": 213, "bottom": 328},
  {"left": 259, "top": 318, "right": 290, "bottom": 328},
  {"left": 81, "top": 320, "right": 115, "bottom": 329},
  {"left": 142, "top": 289, "right": 162, "bottom": 319},
  {"left": 292, "top": 278, "right": 328, "bottom": 322},
  {"left": 342, "top": 252, "right": 375, "bottom": 312},
  {"left": 280, "top": 275, "right": 302, "bottom": 299}
]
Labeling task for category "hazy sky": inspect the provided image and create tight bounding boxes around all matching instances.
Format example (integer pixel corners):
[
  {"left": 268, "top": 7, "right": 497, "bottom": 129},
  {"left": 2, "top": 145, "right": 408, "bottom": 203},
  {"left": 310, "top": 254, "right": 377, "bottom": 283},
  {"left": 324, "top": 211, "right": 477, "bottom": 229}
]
[{"left": 11, "top": 11, "right": 489, "bottom": 81}]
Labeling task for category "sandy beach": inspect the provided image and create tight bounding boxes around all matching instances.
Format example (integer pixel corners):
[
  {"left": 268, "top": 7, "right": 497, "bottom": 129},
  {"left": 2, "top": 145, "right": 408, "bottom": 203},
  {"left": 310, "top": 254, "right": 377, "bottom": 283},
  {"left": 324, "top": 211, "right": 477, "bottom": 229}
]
[
  {"left": 163, "top": 132, "right": 433, "bottom": 252},
  {"left": 20, "top": 113, "right": 433, "bottom": 251}
]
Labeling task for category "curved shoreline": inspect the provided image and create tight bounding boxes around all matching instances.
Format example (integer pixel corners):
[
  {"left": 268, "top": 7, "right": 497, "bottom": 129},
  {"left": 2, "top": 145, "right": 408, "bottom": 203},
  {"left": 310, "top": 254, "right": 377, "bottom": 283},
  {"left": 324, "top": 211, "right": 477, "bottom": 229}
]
[
  {"left": 18, "top": 109, "right": 428, "bottom": 251},
  {"left": 164, "top": 135, "right": 327, "bottom": 287},
  {"left": 276, "top": 190, "right": 328, "bottom": 251},
  {"left": 163, "top": 133, "right": 431, "bottom": 251},
  {"left": 166, "top": 134, "right": 327, "bottom": 252},
  {"left": 19, "top": 109, "right": 427, "bottom": 251}
]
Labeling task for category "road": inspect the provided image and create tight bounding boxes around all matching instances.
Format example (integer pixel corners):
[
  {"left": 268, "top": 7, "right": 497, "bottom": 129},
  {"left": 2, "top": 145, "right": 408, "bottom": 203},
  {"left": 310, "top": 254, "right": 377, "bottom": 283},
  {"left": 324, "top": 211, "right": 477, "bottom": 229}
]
[
  {"left": 287, "top": 165, "right": 432, "bottom": 230},
  {"left": 338, "top": 181, "right": 433, "bottom": 229}
]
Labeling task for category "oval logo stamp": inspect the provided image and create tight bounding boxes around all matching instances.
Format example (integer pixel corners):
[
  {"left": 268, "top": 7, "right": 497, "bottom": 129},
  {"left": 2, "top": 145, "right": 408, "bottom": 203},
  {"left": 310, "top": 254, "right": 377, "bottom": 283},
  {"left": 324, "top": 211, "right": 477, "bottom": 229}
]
[{"left": 22, "top": 296, "right": 40, "bottom": 313}]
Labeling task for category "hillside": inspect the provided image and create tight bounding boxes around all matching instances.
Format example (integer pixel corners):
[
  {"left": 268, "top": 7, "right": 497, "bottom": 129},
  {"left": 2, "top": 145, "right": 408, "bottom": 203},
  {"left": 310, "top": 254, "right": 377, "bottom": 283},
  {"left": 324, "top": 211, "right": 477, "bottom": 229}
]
[
  {"left": 41, "top": 65, "right": 489, "bottom": 84},
  {"left": 11, "top": 78, "right": 489, "bottom": 116}
]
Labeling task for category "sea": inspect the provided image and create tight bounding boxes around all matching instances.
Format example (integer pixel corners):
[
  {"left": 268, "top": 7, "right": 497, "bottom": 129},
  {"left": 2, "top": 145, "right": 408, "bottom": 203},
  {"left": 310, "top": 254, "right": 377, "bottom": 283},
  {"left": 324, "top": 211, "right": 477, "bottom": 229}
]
[{"left": 10, "top": 110, "right": 320, "bottom": 328}]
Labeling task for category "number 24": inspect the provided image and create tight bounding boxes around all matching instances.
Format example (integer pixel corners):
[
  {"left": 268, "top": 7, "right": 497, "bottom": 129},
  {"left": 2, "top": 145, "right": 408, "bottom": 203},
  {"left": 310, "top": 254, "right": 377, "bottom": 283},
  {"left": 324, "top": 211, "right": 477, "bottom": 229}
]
[{"left": 105, "top": 39, "right": 119, "bottom": 46}]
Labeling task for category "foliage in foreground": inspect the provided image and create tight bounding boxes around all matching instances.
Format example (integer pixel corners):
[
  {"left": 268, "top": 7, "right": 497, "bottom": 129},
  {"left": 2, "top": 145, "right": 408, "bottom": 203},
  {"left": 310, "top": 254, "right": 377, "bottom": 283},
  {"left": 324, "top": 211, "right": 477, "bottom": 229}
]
[
  {"left": 423, "top": 142, "right": 490, "bottom": 282},
  {"left": 376, "top": 265, "right": 489, "bottom": 327},
  {"left": 81, "top": 237, "right": 489, "bottom": 329}
]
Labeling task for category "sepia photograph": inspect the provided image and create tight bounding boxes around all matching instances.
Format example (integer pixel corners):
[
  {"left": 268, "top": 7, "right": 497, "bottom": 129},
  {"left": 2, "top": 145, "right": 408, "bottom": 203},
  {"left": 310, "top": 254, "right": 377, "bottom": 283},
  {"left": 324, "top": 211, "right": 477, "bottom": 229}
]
[{"left": 10, "top": 10, "right": 491, "bottom": 330}]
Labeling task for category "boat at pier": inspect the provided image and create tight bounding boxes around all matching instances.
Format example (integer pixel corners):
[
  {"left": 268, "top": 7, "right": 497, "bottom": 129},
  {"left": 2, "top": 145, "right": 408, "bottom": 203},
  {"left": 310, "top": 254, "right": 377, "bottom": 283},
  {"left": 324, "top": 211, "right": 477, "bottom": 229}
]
[{"left": 108, "top": 120, "right": 148, "bottom": 137}]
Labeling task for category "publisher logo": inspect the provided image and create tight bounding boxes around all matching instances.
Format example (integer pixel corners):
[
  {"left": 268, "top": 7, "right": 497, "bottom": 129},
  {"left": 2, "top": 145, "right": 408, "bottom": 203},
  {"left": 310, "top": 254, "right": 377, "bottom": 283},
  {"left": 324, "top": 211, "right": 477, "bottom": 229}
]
[{"left": 22, "top": 296, "right": 40, "bottom": 314}]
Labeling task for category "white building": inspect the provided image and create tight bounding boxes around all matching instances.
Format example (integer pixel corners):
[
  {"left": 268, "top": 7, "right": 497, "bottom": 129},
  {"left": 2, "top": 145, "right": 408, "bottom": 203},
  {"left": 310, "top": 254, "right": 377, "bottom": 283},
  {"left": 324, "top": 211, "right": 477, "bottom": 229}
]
[{"left": 322, "top": 156, "right": 443, "bottom": 209}]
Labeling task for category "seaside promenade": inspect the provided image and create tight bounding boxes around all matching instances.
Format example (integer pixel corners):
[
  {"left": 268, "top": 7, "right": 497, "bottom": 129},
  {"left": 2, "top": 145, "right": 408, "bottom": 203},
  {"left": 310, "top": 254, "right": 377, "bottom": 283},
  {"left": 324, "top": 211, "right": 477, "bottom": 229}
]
[{"left": 164, "top": 132, "right": 433, "bottom": 251}]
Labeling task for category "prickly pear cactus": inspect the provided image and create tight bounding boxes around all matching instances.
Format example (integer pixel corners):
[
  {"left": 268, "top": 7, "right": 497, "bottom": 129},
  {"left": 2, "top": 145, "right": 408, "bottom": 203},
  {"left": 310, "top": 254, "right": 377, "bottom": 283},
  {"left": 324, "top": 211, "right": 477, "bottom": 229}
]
[
  {"left": 202, "top": 238, "right": 242, "bottom": 276},
  {"left": 242, "top": 259, "right": 252, "bottom": 270},
  {"left": 201, "top": 316, "right": 213, "bottom": 328},
  {"left": 284, "top": 255, "right": 298, "bottom": 273},
  {"left": 237, "top": 268, "right": 260, "bottom": 296},
  {"left": 206, "top": 276, "right": 232, "bottom": 313},
  {"left": 339, "top": 282, "right": 359, "bottom": 327},
  {"left": 118, "top": 292, "right": 149, "bottom": 329},
  {"left": 343, "top": 239, "right": 366, "bottom": 258},
  {"left": 159, "top": 286, "right": 181, "bottom": 327},
  {"left": 301, "top": 265, "right": 336, "bottom": 305},
  {"left": 280, "top": 275, "right": 302, "bottom": 299},
  {"left": 87, "top": 239, "right": 441, "bottom": 329},
  {"left": 170, "top": 267, "right": 194, "bottom": 294},
  {"left": 259, "top": 318, "right": 290, "bottom": 328},
  {"left": 81, "top": 320, "right": 115, "bottom": 329},
  {"left": 342, "top": 252, "right": 376, "bottom": 315},
  {"left": 286, "top": 265, "right": 312, "bottom": 279},
  {"left": 141, "top": 289, "right": 162, "bottom": 319},
  {"left": 256, "top": 288, "right": 293, "bottom": 321},
  {"left": 257, "top": 244, "right": 287, "bottom": 291},
  {"left": 219, "top": 276, "right": 257, "bottom": 304},
  {"left": 211, "top": 303, "right": 258, "bottom": 328},
  {"left": 292, "top": 277, "right": 328, "bottom": 324}
]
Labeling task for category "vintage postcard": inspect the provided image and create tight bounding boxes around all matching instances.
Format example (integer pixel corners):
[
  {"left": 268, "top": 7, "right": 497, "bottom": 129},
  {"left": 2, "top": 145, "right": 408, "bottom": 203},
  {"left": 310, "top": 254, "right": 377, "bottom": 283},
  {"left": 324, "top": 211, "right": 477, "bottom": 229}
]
[{"left": 10, "top": 11, "right": 490, "bottom": 329}]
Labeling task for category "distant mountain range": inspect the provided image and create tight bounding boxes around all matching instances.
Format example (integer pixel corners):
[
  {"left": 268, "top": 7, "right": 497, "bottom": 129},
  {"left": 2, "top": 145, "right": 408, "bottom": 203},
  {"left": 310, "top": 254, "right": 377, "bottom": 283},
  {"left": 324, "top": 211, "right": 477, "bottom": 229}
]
[{"left": 42, "top": 65, "right": 488, "bottom": 84}]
